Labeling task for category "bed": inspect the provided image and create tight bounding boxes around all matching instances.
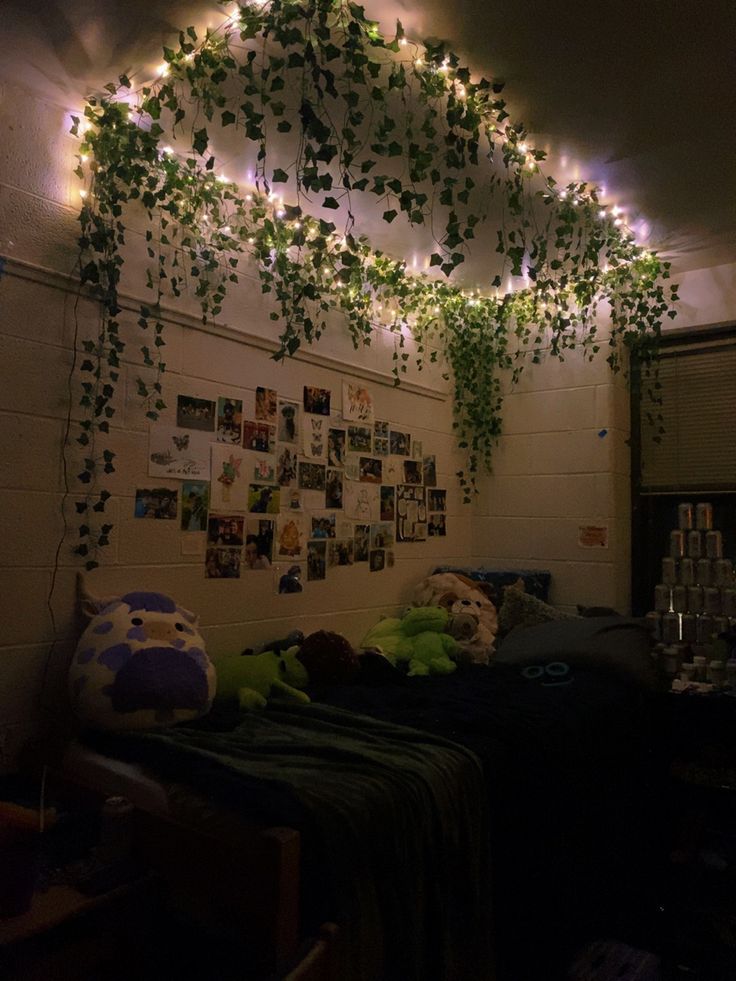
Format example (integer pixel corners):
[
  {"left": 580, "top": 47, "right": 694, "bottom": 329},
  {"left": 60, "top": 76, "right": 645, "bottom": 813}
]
[{"left": 58, "top": 614, "right": 664, "bottom": 981}]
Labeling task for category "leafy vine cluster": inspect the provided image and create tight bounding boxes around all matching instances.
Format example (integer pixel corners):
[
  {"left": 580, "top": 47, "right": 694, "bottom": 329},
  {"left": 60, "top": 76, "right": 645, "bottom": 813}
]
[{"left": 70, "top": 0, "right": 677, "bottom": 568}]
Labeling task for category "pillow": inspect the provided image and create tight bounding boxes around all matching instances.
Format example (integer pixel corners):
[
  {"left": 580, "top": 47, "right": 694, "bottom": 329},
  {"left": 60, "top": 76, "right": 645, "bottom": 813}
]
[
  {"left": 497, "top": 587, "right": 579, "bottom": 636},
  {"left": 495, "top": 616, "right": 659, "bottom": 690},
  {"left": 69, "top": 590, "right": 216, "bottom": 730}
]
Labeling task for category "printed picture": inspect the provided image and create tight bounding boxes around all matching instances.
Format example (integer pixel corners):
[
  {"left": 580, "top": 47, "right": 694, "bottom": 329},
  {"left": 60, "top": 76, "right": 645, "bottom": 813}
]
[
  {"left": 148, "top": 425, "right": 211, "bottom": 479},
  {"left": 423, "top": 455, "right": 437, "bottom": 488},
  {"left": 354, "top": 524, "right": 370, "bottom": 562},
  {"left": 347, "top": 424, "right": 372, "bottom": 454},
  {"left": 325, "top": 468, "right": 344, "bottom": 509},
  {"left": 210, "top": 445, "right": 249, "bottom": 510},
  {"left": 327, "top": 428, "right": 346, "bottom": 468},
  {"left": 276, "top": 446, "right": 298, "bottom": 487},
  {"left": 428, "top": 489, "right": 447, "bottom": 511},
  {"left": 302, "top": 415, "right": 326, "bottom": 459},
  {"left": 205, "top": 547, "right": 241, "bottom": 579},
  {"left": 343, "top": 455, "right": 360, "bottom": 481},
  {"left": 396, "top": 484, "right": 427, "bottom": 542},
  {"left": 275, "top": 564, "right": 304, "bottom": 594},
  {"left": 216, "top": 396, "right": 243, "bottom": 444},
  {"left": 370, "top": 522, "right": 394, "bottom": 549},
  {"left": 403, "top": 460, "right": 422, "bottom": 485},
  {"left": 180, "top": 480, "right": 209, "bottom": 531},
  {"left": 277, "top": 514, "right": 305, "bottom": 557},
  {"left": 380, "top": 485, "right": 395, "bottom": 522},
  {"left": 386, "top": 550, "right": 395, "bottom": 568},
  {"left": 389, "top": 429, "right": 411, "bottom": 456},
  {"left": 247, "top": 483, "right": 280, "bottom": 514},
  {"left": 412, "top": 440, "right": 423, "bottom": 461},
  {"left": 303, "top": 385, "right": 331, "bottom": 416},
  {"left": 177, "top": 395, "right": 215, "bottom": 432},
  {"left": 342, "top": 381, "right": 374, "bottom": 423},
  {"left": 311, "top": 514, "right": 336, "bottom": 539},
  {"left": 328, "top": 539, "right": 354, "bottom": 567},
  {"left": 374, "top": 438, "right": 389, "bottom": 457},
  {"left": 255, "top": 386, "right": 278, "bottom": 423},
  {"left": 428, "top": 513, "right": 447, "bottom": 537},
  {"left": 374, "top": 420, "right": 389, "bottom": 439},
  {"left": 281, "top": 487, "right": 303, "bottom": 512},
  {"left": 277, "top": 400, "right": 300, "bottom": 445},
  {"left": 369, "top": 549, "right": 385, "bottom": 572},
  {"left": 207, "top": 514, "right": 244, "bottom": 547},
  {"left": 242, "top": 420, "right": 276, "bottom": 453},
  {"left": 359, "top": 457, "right": 383, "bottom": 483},
  {"left": 307, "top": 540, "right": 327, "bottom": 581},
  {"left": 134, "top": 487, "right": 177, "bottom": 520},
  {"left": 298, "top": 461, "right": 326, "bottom": 491},
  {"left": 247, "top": 451, "right": 276, "bottom": 483},
  {"left": 243, "top": 518, "right": 274, "bottom": 569}
]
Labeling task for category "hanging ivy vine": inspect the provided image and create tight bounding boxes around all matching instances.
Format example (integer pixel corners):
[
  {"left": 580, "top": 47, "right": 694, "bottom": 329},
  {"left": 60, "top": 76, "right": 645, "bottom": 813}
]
[{"left": 69, "top": 0, "right": 677, "bottom": 568}]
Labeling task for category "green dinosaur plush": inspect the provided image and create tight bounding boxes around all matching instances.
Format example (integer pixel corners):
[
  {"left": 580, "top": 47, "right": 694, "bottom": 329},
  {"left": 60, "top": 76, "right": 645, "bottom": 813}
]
[
  {"left": 361, "top": 606, "right": 459, "bottom": 677},
  {"left": 214, "top": 646, "right": 310, "bottom": 710}
]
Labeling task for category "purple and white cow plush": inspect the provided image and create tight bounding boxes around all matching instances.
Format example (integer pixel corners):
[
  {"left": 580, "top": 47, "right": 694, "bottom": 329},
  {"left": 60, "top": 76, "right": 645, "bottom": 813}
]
[{"left": 69, "top": 589, "right": 216, "bottom": 730}]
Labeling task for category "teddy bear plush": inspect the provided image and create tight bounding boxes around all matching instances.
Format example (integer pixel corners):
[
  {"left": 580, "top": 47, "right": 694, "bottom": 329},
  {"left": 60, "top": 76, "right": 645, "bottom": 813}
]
[
  {"left": 360, "top": 606, "right": 459, "bottom": 677},
  {"left": 214, "top": 647, "right": 310, "bottom": 710},
  {"left": 412, "top": 573, "right": 498, "bottom": 664}
]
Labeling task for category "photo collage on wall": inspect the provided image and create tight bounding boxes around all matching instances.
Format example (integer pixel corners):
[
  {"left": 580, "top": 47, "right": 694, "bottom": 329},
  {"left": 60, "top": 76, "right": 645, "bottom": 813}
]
[{"left": 139, "top": 381, "right": 448, "bottom": 590}]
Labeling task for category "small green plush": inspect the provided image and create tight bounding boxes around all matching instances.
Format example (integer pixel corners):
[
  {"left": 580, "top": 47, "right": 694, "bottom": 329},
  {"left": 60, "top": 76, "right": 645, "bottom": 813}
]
[
  {"left": 214, "top": 646, "right": 310, "bottom": 710},
  {"left": 361, "top": 607, "right": 459, "bottom": 677}
]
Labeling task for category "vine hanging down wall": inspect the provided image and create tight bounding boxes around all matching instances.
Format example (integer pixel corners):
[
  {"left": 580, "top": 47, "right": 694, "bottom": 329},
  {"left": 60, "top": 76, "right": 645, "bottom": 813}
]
[{"left": 70, "top": 0, "right": 677, "bottom": 567}]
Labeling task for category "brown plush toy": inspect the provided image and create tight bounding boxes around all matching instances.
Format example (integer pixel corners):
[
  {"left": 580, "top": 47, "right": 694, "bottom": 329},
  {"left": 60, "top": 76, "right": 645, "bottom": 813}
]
[{"left": 297, "top": 630, "right": 359, "bottom": 684}]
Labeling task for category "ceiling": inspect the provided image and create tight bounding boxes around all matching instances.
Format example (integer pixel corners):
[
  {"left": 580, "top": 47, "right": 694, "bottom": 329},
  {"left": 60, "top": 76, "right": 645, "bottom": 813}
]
[{"left": 4, "top": 0, "right": 735, "bottom": 277}]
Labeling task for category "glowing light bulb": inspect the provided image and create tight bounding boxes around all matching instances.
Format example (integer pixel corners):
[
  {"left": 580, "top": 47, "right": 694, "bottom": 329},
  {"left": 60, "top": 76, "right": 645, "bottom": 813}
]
[
  {"left": 217, "top": 174, "right": 228, "bottom": 183},
  {"left": 222, "top": 225, "right": 231, "bottom": 234},
  {"left": 294, "top": 221, "right": 302, "bottom": 229},
  {"left": 612, "top": 205, "right": 621, "bottom": 216},
  {"left": 559, "top": 190, "right": 568, "bottom": 199},
  {"left": 162, "top": 146, "right": 173, "bottom": 156},
  {"left": 518, "top": 142, "right": 528, "bottom": 154},
  {"left": 399, "top": 38, "right": 408, "bottom": 47},
  {"left": 614, "top": 217, "right": 624, "bottom": 226},
  {"left": 245, "top": 194, "right": 253, "bottom": 202},
  {"left": 80, "top": 154, "right": 89, "bottom": 163},
  {"left": 79, "top": 189, "right": 88, "bottom": 199},
  {"left": 415, "top": 58, "right": 424, "bottom": 67},
  {"left": 276, "top": 208, "right": 285, "bottom": 218},
  {"left": 156, "top": 63, "right": 170, "bottom": 77},
  {"left": 248, "top": 237, "right": 255, "bottom": 244},
  {"left": 598, "top": 209, "right": 606, "bottom": 218}
]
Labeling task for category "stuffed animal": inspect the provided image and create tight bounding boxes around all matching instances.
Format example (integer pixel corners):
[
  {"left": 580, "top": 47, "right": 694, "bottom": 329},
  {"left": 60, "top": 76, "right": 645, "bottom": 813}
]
[
  {"left": 298, "top": 630, "right": 359, "bottom": 684},
  {"left": 360, "top": 607, "right": 459, "bottom": 677},
  {"left": 69, "top": 578, "right": 216, "bottom": 730},
  {"left": 412, "top": 573, "right": 498, "bottom": 664},
  {"left": 214, "top": 647, "right": 310, "bottom": 710}
]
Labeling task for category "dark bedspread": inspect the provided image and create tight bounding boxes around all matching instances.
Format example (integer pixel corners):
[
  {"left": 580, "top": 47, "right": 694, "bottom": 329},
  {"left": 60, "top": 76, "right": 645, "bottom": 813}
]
[
  {"left": 84, "top": 700, "right": 493, "bottom": 981},
  {"left": 308, "top": 661, "right": 663, "bottom": 980}
]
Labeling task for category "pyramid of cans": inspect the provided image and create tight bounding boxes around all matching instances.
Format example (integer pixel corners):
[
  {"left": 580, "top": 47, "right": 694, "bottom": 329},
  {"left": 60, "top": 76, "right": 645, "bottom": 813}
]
[{"left": 647, "top": 502, "right": 736, "bottom": 662}]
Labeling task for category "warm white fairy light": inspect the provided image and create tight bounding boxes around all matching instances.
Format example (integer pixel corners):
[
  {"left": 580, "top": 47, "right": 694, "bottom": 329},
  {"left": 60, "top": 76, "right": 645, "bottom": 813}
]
[
  {"left": 217, "top": 174, "right": 228, "bottom": 183},
  {"left": 415, "top": 58, "right": 424, "bottom": 67},
  {"left": 79, "top": 189, "right": 88, "bottom": 199},
  {"left": 80, "top": 154, "right": 89, "bottom": 163},
  {"left": 518, "top": 142, "right": 528, "bottom": 154},
  {"left": 598, "top": 209, "right": 606, "bottom": 218},
  {"left": 276, "top": 208, "right": 285, "bottom": 217},
  {"left": 156, "top": 63, "right": 170, "bottom": 77},
  {"left": 162, "top": 146, "right": 174, "bottom": 156},
  {"left": 614, "top": 217, "right": 624, "bottom": 226},
  {"left": 399, "top": 38, "right": 408, "bottom": 47}
]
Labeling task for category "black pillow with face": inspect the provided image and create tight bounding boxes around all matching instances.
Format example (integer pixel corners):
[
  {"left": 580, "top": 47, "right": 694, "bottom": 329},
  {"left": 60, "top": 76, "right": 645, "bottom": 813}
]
[{"left": 521, "top": 662, "right": 573, "bottom": 687}]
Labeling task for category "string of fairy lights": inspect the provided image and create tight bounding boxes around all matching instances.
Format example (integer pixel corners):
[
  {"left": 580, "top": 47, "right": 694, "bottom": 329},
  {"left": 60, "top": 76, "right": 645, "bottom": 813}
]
[{"left": 71, "top": 0, "right": 658, "bottom": 335}]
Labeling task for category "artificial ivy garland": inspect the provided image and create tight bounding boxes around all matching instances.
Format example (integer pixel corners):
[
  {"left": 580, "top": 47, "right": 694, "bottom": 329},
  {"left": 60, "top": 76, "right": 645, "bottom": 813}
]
[{"left": 70, "top": 0, "right": 676, "bottom": 568}]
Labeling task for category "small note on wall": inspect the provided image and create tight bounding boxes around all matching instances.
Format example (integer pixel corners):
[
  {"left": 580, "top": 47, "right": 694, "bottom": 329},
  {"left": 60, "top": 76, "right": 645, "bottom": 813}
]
[{"left": 578, "top": 525, "right": 609, "bottom": 549}]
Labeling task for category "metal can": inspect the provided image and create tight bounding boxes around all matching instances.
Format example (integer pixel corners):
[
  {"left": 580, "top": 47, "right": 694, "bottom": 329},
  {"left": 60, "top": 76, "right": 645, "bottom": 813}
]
[
  {"left": 686, "top": 586, "right": 704, "bottom": 615},
  {"left": 654, "top": 584, "right": 671, "bottom": 612},
  {"left": 696, "top": 614, "right": 714, "bottom": 644},
  {"left": 687, "top": 530, "right": 703, "bottom": 559},
  {"left": 696, "top": 559, "right": 712, "bottom": 586},
  {"left": 703, "top": 587, "right": 722, "bottom": 616},
  {"left": 662, "top": 612, "right": 680, "bottom": 644},
  {"left": 645, "top": 611, "right": 662, "bottom": 642},
  {"left": 672, "top": 585, "right": 688, "bottom": 613},
  {"left": 679, "top": 558, "right": 695, "bottom": 586},
  {"left": 669, "top": 530, "right": 686, "bottom": 558},
  {"left": 713, "top": 616, "right": 729, "bottom": 637},
  {"left": 705, "top": 530, "right": 723, "bottom": 559},
  {"left": 696, "top": 503, "right": 714, "bottom": 530},
  {"left": 714, "top": 559, "right": 734, "bottom": 588},
  {"left": 677, "top": 503, "right": 695, "bottom": 530},
  {"left": 661, "top": 557, "right": 678, "bottom": 586},
  {"left": 721, "top": 588, "right": 736, "bottom": 618},
  {"left": 680, "top": 613, "right": 697, "bottom": 644}
]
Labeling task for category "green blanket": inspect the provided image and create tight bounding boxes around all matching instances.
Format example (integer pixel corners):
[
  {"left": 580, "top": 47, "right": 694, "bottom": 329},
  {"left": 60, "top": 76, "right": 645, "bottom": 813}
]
[{"left": 86, "top": 701, "right": 494, "bottom": 981}]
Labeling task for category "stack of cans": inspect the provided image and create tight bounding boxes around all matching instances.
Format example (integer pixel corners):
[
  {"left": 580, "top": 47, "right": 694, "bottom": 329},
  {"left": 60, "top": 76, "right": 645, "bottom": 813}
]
[{"left": 645, "top": 502, "right": 735, "bottom": 650}]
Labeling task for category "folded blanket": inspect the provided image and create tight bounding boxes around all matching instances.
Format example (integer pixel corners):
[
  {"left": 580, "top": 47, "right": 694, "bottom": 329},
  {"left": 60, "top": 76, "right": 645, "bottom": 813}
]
[{"left": 84, "top": 701, "right": 493, "bottom": 981}]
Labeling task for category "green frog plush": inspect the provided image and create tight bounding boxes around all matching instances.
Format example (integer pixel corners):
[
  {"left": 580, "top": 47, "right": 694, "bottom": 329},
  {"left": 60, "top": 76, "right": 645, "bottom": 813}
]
[
  {"left": 214, "top": 646, "right": 310, "bottom": 710},
  {"left": 361, "top": 606, "right": 459, "bottom": 677}
]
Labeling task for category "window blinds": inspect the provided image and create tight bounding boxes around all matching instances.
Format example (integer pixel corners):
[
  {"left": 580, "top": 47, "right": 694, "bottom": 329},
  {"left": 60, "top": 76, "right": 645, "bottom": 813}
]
[{"left": 640, "top": 339, "right": 736, "bottom": 492}]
